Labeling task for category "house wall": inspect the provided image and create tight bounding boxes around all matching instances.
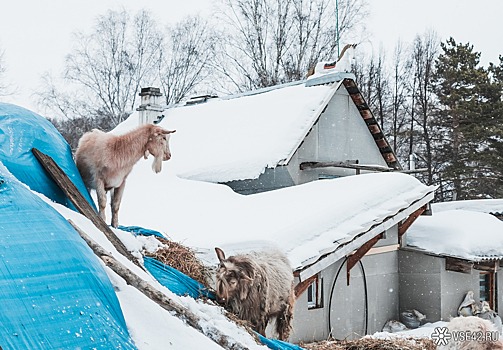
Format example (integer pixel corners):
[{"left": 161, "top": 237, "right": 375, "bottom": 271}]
[
  {"left": 399, "top": 249, "right": 443, "bottom": 322},
  {"left": 225, "top": 167, "right": 295, "bottom": 194},
  {"left": 290, "top": 248, "right": 399, "bottom": 343},
  {"left": 440, "top": 262, "right": 480, "bottom": 320},
  {"left": 399, "top": 250, "right": 503, "bottom": 324},
  {"left": 288, "top": 85, "right": 388, "bottom": 185}
]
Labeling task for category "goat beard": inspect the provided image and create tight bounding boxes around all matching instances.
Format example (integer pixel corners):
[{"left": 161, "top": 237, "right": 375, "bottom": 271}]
[{"left": 152, "top": 155, "right": 163, "bottom": 173}]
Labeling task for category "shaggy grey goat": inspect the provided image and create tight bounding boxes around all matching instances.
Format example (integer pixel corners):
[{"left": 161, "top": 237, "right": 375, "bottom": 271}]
[{"left": 215, "top": 247, "right": 295, "bottom": 340}]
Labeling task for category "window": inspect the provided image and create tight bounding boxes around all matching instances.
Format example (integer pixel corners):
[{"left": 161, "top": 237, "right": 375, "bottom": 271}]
[
  {"left": 479, "top": 272, "right": 496, "bottom": 311},
  {"left": 307, "top": 275, "right": 323, "bottom": 309}
]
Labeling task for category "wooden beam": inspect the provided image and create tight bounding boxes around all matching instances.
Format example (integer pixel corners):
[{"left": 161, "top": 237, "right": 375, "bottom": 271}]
[
  {"left": 294, "top": 274, "right": 318, "bottom": 298},
  {"left": 398, "top": 204, "right": 427, "bottom": 242},
  {"left": 346, "top": 233, "right": 383, "bottom": 285},
  {"left": 446, "top": 257, "right": 473, "bottom": 274},
  {"left": 300, "top": 161, "right": 392, "bottom": 172},
  {"left": 32, "top": 148, "right": 142, "bottom": 269}
]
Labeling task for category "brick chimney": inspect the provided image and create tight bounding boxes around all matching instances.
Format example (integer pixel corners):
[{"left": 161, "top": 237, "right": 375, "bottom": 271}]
[{"left": 137, "top": 87, "right": 164, "bottom": 125}]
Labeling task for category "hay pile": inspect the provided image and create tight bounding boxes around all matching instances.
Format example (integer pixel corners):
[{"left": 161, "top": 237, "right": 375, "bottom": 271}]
[
  {"left": 302, "top": 337, "right": 436, "bottom": 350},
  {"left": 146, "top": 237, "right": 212, "bottom": 287}
]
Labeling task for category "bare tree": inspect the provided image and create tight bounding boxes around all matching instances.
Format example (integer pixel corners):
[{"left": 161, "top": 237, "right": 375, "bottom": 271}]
[
  {"left": 0, "top": 48, "right": 16, "bottom": 98},
  {"left": 38, "top": 9, "right": 163, "bottom": 128},
  {"left": 215, "top": 0, "right": 368, "bottom": 91},
  {"left": 408, "top": 30, "right": 440, "bottom": 185},
  {"left": 0, "top": 49, "right": 7, "bottom": 96},
  {"left": 65, "top": 9, "right": 163, "bottom": 126},
  {"left": 159, "top": 16, "right": 217, "bottom": 105},
  {"left": 388, "top": 40, "right": 411, "bottom": 158}
]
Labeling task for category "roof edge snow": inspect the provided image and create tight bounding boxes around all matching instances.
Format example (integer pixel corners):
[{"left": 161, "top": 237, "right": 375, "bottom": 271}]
[{"left": 298, "top": 189, "right": 436, "bottom": 281}]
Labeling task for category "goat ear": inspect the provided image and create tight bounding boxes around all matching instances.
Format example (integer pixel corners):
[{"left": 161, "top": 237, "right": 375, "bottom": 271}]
[
  {"left": 144, "top": 150, "right": 150, "bottom": 159},
  {"left": 162, "top": 129, "right": 176, "bottom": 134},
  {"left": 215, "top": 247, "right": 226, "bottom": 262}
]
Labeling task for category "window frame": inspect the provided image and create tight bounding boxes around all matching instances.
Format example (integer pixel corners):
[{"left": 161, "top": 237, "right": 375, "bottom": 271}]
[{"left": 307, "top": 274, "right": 324, "bottom": 310}]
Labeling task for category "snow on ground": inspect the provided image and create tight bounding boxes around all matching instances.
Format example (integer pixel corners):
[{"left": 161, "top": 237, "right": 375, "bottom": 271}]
[
  {"left": 371, "top": 321, "right": 448, "bottom": 340},
  {"left": 38, "top": 194, "right": 268, "bottom": 350},
  {"left": 407, "top": 209, "right": 503, "bottom": 261}
]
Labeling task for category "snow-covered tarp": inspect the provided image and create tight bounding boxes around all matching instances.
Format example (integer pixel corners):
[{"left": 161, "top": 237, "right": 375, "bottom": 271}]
[
  {"left": 0, "top": 102, "right": 95, "bottom": 209},
  {"left": 0, "top": 164, "right": 136, "bottom": 349},
  {"left": 407, "top": 209, "right": 503, "bottom": 261}
]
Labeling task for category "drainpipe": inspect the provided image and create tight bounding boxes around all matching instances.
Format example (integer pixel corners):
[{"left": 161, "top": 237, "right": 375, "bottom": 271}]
[{"left": 137, "top": 87, "right": 164, "bottom": 125}]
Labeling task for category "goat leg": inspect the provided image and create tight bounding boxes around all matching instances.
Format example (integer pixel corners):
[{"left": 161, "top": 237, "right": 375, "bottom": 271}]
[
  {"left": 95, "top": 179, "right": 108, "bottom": 224},
  {"left": 111, "top": 180, "right": 126, "bottom": 228}
]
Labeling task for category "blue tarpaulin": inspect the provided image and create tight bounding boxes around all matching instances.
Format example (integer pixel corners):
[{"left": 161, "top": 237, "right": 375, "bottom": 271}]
[
  {"left": 0, "top": 102, "right": 95, "bottom": 210},
  {"left": 143, "top": 256, "right": 215, "bottom": 299},
  {"left": 257, "top": 334, "right": 306, "bottom": 350},
  {"left": 118, "top": 225, "right": 166, "bottom": 239},
  {"left": 0, "top": 166, "right": 136, "bottom": 349}
]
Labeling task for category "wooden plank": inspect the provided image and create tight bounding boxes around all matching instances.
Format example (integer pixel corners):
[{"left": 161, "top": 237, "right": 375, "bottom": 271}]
[
  {"left": 346, "top": 233, "right": 383, "bottom": 285},
  {"left": 360, "top": 109, "right": 373, "bottom": 120},
  {"left": 300, "top": 161, "right": 392, "bottom": 172},
  {"left": 368, "top": 124, "right": 381, "bottom": 134},
  {"left": 446, "top": 257, "right": 472, "bottom": 274},
  {"left": 398, "top": 204, "right": 427, "bottom": 240},
  {"left": 294, "top": 274, "right": 318, "bottom": 298},
  {"left": 383, "top": 152, "right": 397, "bottom": 163},
  {"left": 376, "top": 138, "right": 388, "bottom": 148},
  {"left": 32, "top": 148, "right": 142, "bottom": 268}
]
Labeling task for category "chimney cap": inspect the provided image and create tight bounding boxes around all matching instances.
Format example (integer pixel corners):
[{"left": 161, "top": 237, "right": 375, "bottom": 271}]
[{"left": 139, "top": 87, "right": 162, "bottom": 96}]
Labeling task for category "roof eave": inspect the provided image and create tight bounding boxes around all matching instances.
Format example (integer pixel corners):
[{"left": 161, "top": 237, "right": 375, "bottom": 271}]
[{"left": 296, "top": 189, "right": 436, "bottom": 281}]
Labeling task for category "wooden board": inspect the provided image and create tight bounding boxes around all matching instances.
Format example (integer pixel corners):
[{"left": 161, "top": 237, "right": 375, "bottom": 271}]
[{"left": 32, "top": 148, "right": 142, "bottom": 268}]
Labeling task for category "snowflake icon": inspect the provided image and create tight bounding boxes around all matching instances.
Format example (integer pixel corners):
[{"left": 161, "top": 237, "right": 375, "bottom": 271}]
[{"left": 431, "top": 327, "right": 452, "bottom": 346}]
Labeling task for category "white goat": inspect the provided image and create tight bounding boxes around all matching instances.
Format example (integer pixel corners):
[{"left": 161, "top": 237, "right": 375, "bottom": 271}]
[
  {"left": 75, "top": 124, "right": 175, "bottom": 227},
  {"left": 214, "top": 247, "right": 295, "bottom": 340}
]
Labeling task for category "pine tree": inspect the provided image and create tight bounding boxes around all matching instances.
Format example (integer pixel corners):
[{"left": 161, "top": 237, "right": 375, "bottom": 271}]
[{"left": 432, "top": 38, "right": 499, "bottom": 200}]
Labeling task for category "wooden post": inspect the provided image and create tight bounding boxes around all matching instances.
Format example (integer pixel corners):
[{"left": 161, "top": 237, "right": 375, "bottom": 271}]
[
  {"left": 294, "top": 274, "right": 318, "bottom": 298},
  {"left": 32, "top": 148, "right": 142, "bottom": 269},
  {"left": 346, "top": 233, "right": 383, "bottom": 285},
  {"left": 398, "top": 204, "right": 427, "bottom": 245}
]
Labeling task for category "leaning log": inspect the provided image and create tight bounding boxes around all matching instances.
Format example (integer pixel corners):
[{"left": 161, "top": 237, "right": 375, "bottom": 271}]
[{"left": 69, "top": 220, "right": 256, "bottom": 350}]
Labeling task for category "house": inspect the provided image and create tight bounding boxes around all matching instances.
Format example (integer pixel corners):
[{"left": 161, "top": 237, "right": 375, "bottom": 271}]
[
  {"left": 113, "top": 73, "right": 438, "bottom": 343},
  {"left": 401, "top": 202, "right": 503, "bottom": 324},
  {"left": 128, "top": 70, "right": 400, "bottom": 195}
]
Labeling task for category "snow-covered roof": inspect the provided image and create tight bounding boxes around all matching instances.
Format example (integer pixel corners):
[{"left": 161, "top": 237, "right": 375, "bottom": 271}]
[
  {"left": 433, "top": 199, "right": 503, "bottom": 216},
  {"left": 115, "top": 80, "right": 340, "bottom": 183},
  {"left": 406, "top": 209, "right": 503, "bottom": 262},
  {"left": 113, "top": 146, "right": 435, "bottom": 279},
  {"left": 115, "top": 71, "right": 402, "bottom": 184}
]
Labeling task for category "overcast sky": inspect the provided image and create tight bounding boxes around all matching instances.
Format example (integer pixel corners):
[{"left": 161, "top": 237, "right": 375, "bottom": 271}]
[{"left": 0, "top": 0, "right": 501, "bottom": 115}]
